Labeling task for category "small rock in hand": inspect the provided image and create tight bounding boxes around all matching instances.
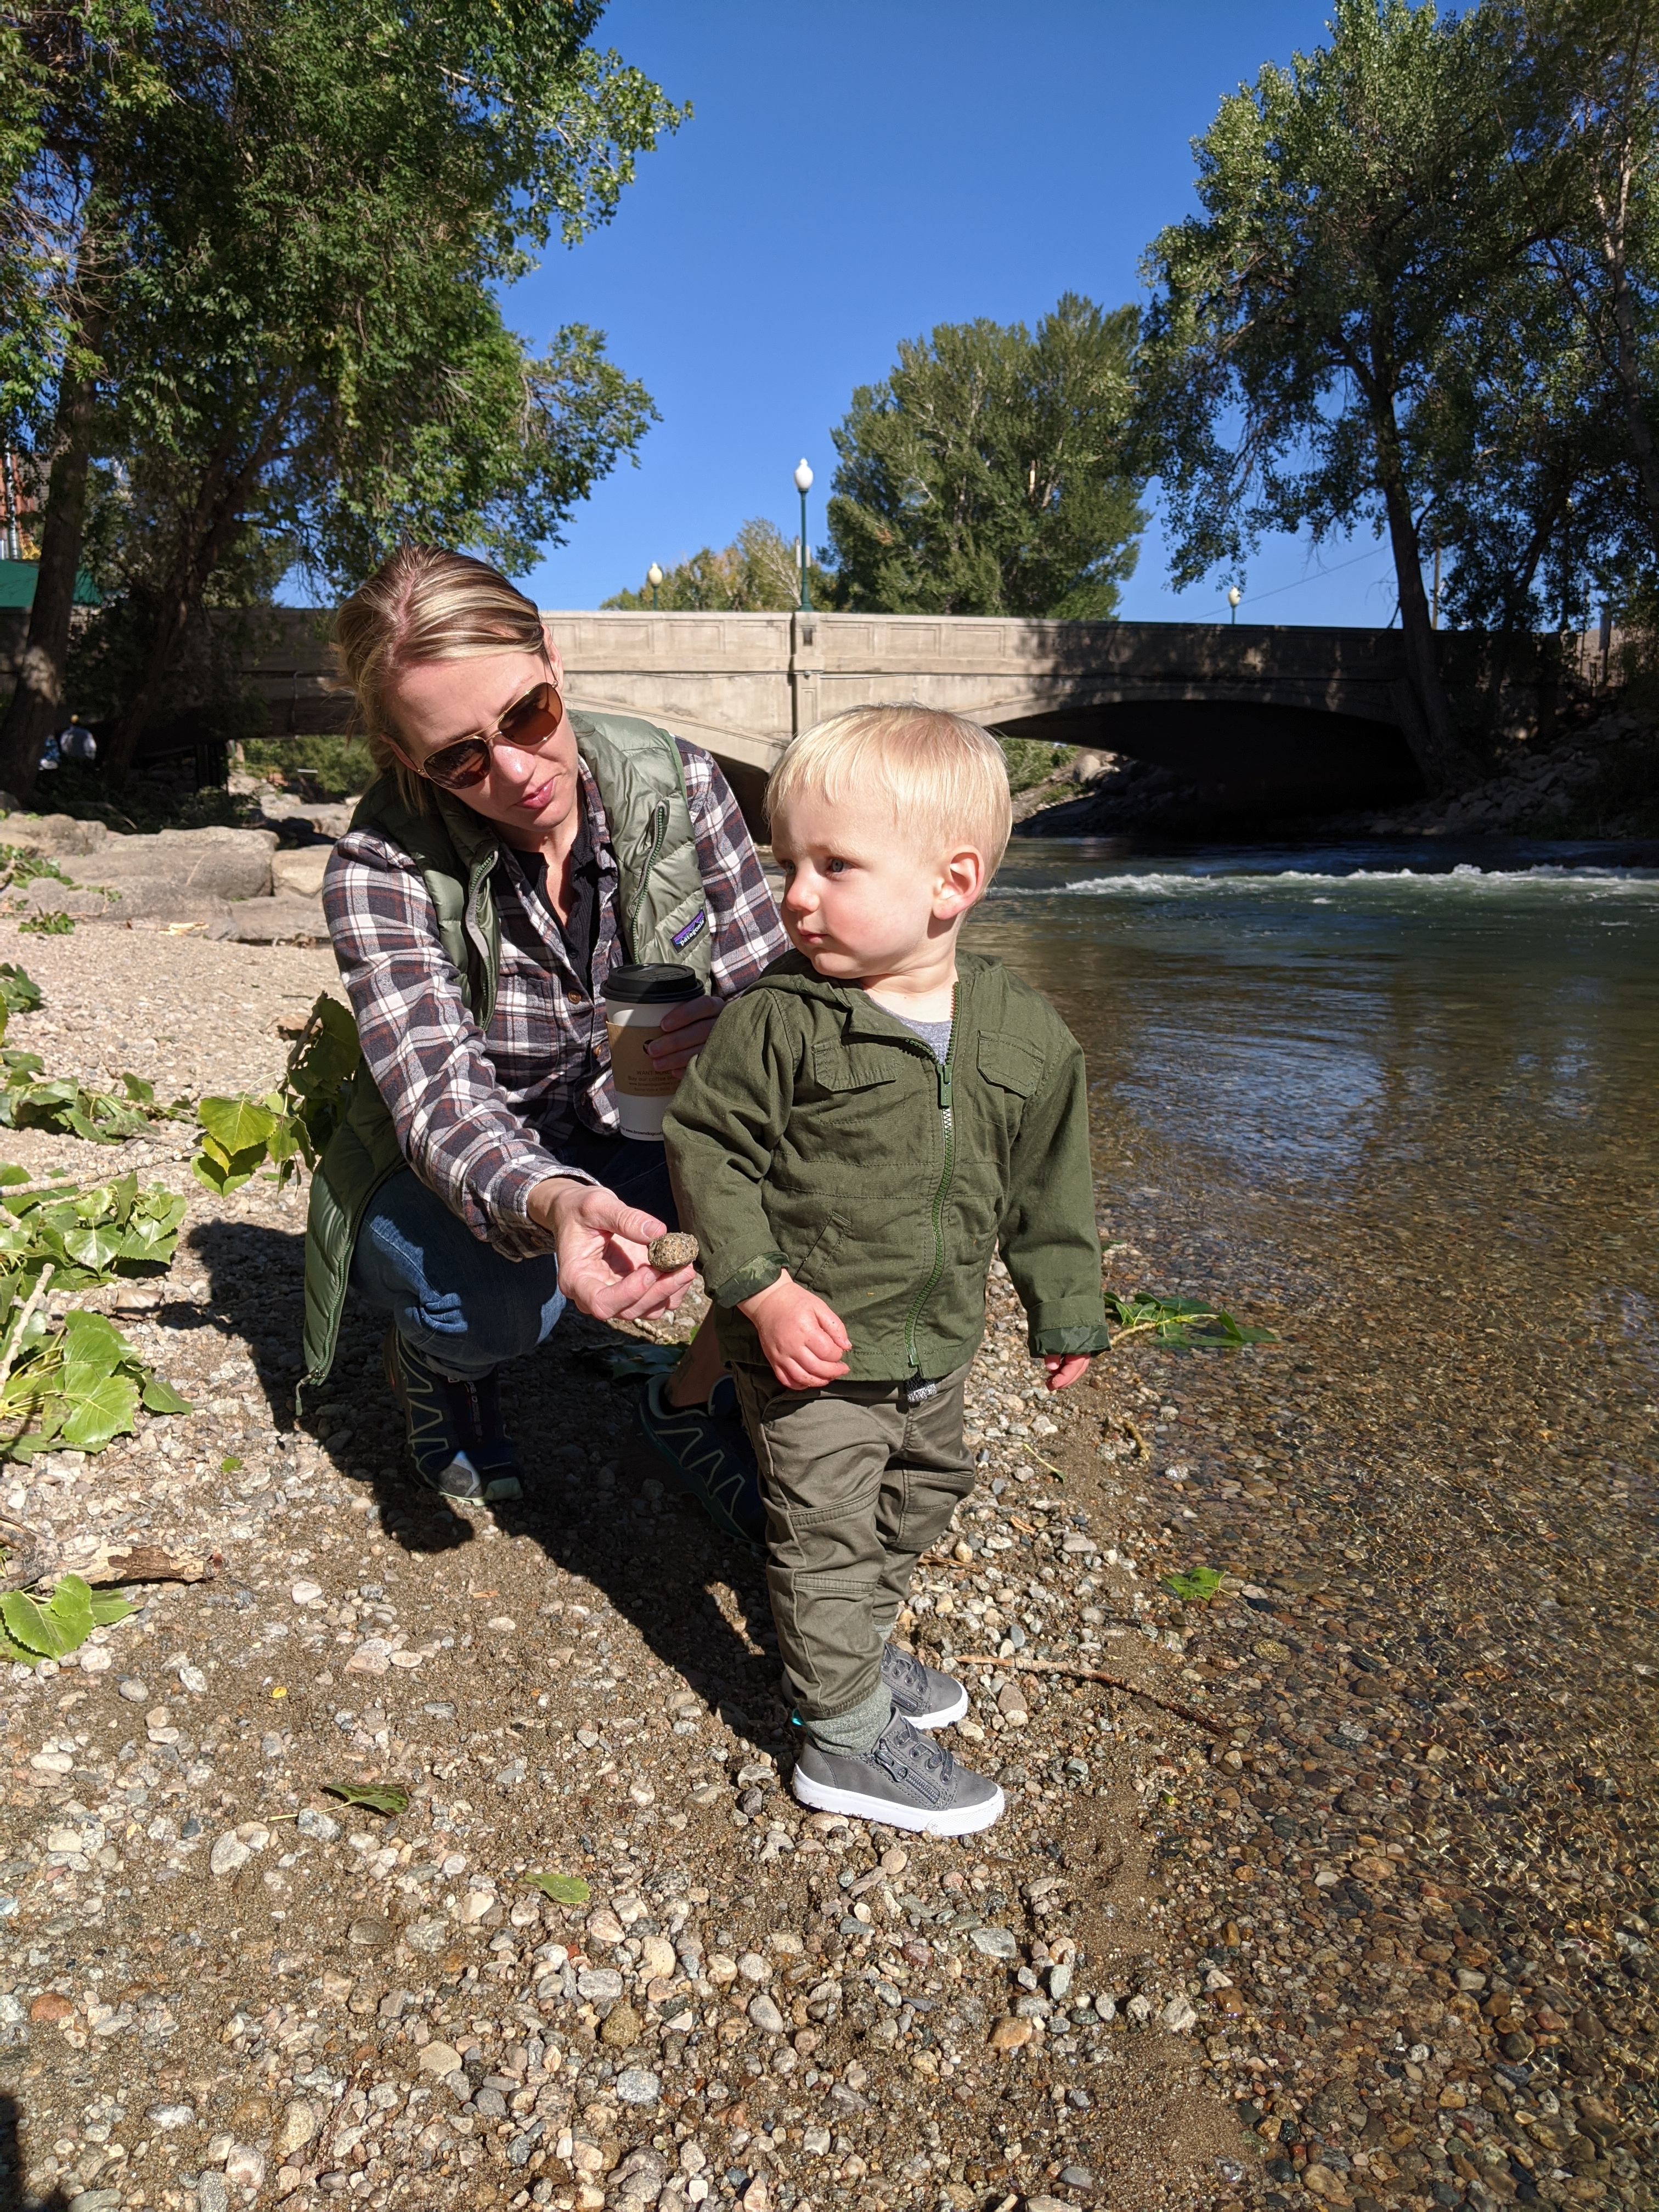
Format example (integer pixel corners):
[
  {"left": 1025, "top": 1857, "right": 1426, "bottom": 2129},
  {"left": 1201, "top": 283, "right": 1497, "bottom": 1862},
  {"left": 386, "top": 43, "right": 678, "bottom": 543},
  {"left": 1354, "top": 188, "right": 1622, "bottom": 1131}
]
[{"left": 648, "top": 1232, "right": 699, "bottom": 1272}]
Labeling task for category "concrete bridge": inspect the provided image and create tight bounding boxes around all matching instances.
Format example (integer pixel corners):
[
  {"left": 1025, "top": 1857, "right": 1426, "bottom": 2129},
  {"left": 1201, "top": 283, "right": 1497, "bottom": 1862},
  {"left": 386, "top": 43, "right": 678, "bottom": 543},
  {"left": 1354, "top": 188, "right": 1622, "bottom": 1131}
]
[{"left": 249, "top": 608, "right": 1581, "bottom": 818}]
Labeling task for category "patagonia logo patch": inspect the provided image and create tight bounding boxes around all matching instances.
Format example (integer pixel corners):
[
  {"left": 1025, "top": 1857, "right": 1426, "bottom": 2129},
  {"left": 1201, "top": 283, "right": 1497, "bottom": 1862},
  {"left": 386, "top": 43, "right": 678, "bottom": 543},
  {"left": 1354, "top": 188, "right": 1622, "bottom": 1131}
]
[{"left": 671, "top": 910, "right": 708, "bottom": 949}]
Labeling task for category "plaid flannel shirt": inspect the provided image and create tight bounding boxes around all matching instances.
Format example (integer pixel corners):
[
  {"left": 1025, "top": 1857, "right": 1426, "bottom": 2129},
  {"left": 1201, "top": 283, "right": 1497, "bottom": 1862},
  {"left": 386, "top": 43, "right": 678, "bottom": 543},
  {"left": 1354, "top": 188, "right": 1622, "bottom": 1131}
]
[{"left": 323, "top": 741, "right": 786, "bottom": 1260}]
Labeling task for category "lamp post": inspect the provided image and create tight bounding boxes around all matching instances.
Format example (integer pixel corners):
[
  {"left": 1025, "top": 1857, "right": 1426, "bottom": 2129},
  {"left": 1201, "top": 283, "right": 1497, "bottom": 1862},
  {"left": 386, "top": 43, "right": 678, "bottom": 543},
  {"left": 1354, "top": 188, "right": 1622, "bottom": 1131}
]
[
  {"left": 793, "top": 459, "right": 813, "bottom": 611},
  {"left": 1227, "top": 585, "right": 1242, "bottom": 625},
  {"left": 646, "top": 561, "right": 663, "bottom": 612}
]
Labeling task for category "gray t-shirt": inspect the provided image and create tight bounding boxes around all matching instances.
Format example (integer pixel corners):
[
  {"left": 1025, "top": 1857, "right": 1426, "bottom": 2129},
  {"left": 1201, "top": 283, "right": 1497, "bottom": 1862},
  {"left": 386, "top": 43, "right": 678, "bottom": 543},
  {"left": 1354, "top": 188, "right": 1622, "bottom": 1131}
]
[{"left": 889, "top": 1009, "right": 953, "bottom": 1062}]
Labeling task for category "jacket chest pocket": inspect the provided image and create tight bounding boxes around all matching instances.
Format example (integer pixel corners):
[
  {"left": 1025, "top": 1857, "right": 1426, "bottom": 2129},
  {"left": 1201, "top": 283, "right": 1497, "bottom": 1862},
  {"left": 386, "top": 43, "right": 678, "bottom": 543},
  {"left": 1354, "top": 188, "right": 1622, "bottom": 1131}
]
[
  {"left": 976, "top": 1032, "right": 1045, "bottom": 1098},
  {"left": 811, "top": 1042, "right": 900, "bottom": 1094}
]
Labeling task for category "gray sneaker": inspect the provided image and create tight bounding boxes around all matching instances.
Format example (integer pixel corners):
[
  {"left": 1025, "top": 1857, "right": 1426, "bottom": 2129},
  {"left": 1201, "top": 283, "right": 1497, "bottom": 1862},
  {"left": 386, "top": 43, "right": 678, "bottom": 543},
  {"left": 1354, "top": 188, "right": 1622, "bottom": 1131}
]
[
  {"left": 881, "top": 1643, "right": 968, "bottom": 1729},
  {"left": 791, "top": 1712, "right": 1005, "bottom": 1836}
]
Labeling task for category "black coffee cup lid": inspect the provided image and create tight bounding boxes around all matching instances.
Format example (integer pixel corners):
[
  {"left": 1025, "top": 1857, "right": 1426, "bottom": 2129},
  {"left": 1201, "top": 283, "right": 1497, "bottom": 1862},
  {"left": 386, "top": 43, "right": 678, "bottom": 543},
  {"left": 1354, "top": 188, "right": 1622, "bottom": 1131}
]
[{"left": 605, "top": 962, "right": 701, "bottom": 1004}]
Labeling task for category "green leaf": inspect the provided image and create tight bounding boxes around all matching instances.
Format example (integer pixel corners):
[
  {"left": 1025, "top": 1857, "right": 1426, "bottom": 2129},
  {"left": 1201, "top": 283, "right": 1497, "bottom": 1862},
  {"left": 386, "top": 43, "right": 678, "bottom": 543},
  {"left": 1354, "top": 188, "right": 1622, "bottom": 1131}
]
[
  {"left": 140, "top": 1374, "right": 191, "bottom": 1414},
  {"left": 64, "top": 1226, "right": 124, "bottom": 1269},
  {"left": 119, "top": 1073, "right": 155, "bottom": 1104},
  {"left": 221, "top": 1455, "right": 243, "bottom": 1472},
  {"left": 89, "top": 1589, "right": 135, "bottom": 1627},
  {"left": 0, "top": 1588, "right": 70, "bottom": 1658},
  {"left": 322, "top": 1781, "right": 410, "bottom": 1815},
  {"left": 524, "top": 1871, "right": 590, "bottom": 1905},
  {"left": 61, "top": 1310, "right": 129, "bottom": 1363},
  {"left": 0, "top": 1164, "right": 29, "bottom": 1187},
  {"left": 198, "top": 1096, "right": 278, "bottom": 1154},
  {"left": 192, "top": 1137, "right": 266, "bottom": 1196},
  {"left": 1161, "top": 1566, "right": 1227, "bottom": 1605},
  {"left": 59, "top": 1374, "right": 140, "bottom": 1451},
  {"left": 47, "top": 1574, "right": 94, "bottom": 1646},
  {"left": 0, "top": 963, "right": 43, "bottom": 1014}
]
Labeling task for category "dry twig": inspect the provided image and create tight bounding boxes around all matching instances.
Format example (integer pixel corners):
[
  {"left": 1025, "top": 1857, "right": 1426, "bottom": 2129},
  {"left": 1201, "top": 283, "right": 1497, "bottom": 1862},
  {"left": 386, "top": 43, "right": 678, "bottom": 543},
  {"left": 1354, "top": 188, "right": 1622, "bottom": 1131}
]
[{"left": 951, "top": 1650, "right": 1233, "bottom": 1737}]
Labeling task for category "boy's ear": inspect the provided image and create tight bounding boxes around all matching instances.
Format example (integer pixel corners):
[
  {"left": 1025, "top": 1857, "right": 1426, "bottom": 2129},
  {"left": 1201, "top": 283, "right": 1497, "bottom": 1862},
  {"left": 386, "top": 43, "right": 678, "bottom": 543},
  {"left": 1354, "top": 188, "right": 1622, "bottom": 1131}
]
[{"left": 936, "top": 845, "right": 988, "bottom": 917}]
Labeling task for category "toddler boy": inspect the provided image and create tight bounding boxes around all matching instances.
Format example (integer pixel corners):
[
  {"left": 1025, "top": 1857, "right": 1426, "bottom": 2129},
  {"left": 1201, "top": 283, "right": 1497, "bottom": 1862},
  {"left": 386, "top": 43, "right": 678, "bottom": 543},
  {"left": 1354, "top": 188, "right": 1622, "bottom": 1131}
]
[{"left": 663, "top": 707, "right": 1108, "bottom": 1834}]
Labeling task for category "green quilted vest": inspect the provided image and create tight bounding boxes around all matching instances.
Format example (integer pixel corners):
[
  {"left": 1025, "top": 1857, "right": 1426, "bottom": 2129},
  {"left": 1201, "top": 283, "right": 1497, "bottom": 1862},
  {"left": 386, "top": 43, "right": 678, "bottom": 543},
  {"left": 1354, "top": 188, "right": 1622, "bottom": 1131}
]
[{"left": 299, "top": 710, "right": 715, "bottom": 1397}]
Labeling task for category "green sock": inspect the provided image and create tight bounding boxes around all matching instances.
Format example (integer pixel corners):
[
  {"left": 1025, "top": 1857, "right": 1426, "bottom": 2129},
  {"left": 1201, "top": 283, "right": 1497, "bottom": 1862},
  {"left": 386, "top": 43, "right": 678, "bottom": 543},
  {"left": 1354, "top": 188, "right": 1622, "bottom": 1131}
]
[{"left": 803, "top": 1683, "right": 893, "bottom": 1756}]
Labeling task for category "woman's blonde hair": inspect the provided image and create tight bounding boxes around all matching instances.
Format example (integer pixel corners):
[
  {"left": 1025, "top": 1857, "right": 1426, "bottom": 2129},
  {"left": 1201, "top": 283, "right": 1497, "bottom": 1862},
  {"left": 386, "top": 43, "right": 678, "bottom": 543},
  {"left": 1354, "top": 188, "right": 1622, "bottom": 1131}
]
[
  {"left": 333, "top": 545, "right": 546, "bottom": 812},
  {"left": 766, "top": 705, "right": 1013, "bottom": 874}
]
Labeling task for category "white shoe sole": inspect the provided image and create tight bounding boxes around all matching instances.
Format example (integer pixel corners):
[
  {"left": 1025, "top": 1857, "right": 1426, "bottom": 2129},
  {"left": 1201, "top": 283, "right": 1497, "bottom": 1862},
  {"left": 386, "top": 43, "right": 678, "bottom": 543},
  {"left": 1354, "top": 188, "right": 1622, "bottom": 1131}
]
[
  {"left": 790, "top": 1767, "right": 1005, "bottom": 1837},
  {"left": 901, "top": 1678, "right": 969, "bottom": 1730}
]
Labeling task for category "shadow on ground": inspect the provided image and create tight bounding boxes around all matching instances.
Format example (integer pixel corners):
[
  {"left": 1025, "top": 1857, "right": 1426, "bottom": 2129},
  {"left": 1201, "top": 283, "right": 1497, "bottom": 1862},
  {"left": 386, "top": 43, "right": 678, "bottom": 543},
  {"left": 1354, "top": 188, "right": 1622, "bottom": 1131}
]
[{"left": 189, "top": 1216, "right": 788, "bottom": 1758}]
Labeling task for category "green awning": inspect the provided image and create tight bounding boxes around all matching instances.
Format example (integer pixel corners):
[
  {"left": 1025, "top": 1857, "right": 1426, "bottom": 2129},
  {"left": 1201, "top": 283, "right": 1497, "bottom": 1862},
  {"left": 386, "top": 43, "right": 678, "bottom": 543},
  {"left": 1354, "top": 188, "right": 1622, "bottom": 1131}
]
[{"left": 0, "top": 560, "right": 101, "bottom": 610}]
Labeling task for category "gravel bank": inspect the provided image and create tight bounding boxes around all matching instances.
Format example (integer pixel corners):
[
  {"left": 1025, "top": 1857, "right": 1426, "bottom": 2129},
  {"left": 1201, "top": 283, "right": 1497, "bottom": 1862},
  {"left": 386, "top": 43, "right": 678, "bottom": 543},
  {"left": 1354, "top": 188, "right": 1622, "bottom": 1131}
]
[{"left": 0, "top": 922, "right": 1234, "bottom": 2212}]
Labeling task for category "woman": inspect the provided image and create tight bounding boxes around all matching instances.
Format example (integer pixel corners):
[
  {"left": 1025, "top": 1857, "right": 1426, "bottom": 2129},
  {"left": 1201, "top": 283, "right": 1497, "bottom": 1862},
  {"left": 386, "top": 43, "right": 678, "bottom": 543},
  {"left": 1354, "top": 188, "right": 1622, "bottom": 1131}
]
[{"left": 299, "top": 545, "right": 787, "bottom": 1533}]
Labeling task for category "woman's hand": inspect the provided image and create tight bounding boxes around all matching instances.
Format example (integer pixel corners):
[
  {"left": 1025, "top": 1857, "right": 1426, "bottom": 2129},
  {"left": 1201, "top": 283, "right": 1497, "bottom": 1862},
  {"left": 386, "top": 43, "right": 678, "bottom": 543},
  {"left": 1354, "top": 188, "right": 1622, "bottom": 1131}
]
[
  {"left": 527, "top": 1178, "right": 695, "bottom": 1321},
  {"left": 740, "top": 1271, "right": 851, "bottom": 1391},
  {"left": 645, "top": 993, "right": 724, "bottom": 1077}
]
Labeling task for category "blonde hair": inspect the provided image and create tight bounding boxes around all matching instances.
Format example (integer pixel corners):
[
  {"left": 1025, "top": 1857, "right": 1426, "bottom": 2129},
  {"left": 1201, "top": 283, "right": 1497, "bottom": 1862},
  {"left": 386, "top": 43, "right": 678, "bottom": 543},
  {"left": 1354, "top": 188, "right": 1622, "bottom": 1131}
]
[
  {"left": 333, "top": 546, "right": 546, "bottom": 811},
  {"left": 767, "top": 706, "right": 1013, "bottom": 874}
]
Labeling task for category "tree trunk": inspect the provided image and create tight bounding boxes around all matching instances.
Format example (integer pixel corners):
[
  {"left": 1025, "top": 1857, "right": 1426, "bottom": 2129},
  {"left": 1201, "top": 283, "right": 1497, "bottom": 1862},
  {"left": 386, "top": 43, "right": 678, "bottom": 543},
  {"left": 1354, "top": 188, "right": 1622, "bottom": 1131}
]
[
  {"left": 103, "top": 394, "right": 289, "bottom": 783},
  {"left": 0, "top": 321, "right": 104, "bottom": 803},
  {"left": 1372, "top": 403, "right": 1480, "bottom": 793}
]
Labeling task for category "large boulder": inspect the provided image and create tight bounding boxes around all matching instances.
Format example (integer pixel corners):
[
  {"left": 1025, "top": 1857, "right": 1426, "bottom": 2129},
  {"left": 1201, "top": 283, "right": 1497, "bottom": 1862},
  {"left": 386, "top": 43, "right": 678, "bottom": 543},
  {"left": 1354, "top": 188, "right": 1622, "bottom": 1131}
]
[
  {"left": 206, "top": 895, "right": 328, "bottom": 945},
  {"left": 6, "top": 821, "right": 278, "bottom": 916},
  {"left": 271, "top": 847, "right": 330, "bottom": 899}
]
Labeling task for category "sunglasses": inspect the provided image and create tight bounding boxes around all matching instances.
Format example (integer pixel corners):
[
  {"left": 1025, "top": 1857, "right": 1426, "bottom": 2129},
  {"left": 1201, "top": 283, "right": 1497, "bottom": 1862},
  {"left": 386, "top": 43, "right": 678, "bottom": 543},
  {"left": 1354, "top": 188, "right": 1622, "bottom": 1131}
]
[{"left": 411, "top": 675, "right": 566, "bottom": 791}]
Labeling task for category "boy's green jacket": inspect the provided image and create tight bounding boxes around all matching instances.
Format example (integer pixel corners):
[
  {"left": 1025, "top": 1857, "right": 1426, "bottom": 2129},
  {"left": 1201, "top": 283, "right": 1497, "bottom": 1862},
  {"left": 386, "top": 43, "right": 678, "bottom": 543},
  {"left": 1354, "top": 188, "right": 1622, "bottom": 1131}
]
[{"left": 663, "top": 950, "right": 1110, "bottom": 1380}]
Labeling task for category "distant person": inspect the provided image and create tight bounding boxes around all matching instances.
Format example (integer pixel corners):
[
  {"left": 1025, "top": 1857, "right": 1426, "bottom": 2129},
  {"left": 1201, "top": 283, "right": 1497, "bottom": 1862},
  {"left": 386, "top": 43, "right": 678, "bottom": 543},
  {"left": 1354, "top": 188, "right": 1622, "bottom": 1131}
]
[
  {"left": 58, "top": 713, "right": 96, "bottom": 765},
  {"left": 664, "top": 707, "right": 1110, "bottom": 1835}
]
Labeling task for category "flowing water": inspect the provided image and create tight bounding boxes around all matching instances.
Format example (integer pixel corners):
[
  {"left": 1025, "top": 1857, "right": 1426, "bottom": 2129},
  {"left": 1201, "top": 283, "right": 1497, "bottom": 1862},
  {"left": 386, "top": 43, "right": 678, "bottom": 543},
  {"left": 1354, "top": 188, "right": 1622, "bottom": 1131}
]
[{"left": 969, "top": 842, "right": 1659, "bottom": 1402}]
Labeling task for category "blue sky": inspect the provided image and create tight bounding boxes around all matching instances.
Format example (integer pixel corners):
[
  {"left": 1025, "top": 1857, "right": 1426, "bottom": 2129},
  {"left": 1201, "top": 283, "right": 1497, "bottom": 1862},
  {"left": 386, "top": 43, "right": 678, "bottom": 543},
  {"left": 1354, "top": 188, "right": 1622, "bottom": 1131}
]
[{"left": 509, "top": 1, "right": 1401, "bottom": 626}]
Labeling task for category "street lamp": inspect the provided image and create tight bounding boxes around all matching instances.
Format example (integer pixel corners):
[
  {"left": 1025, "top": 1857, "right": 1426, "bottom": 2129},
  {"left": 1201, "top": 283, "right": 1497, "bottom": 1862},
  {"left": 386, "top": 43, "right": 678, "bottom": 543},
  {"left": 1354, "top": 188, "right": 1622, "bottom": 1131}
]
[
  {"left": 793, "top": 459, "right": 813, "bottom": 612},
  {"left": 1227, "top": 585, "right": 1242, "bottom": 625},
  {"left": 646, "top": 561, "right": 663, "bottom": 612}
]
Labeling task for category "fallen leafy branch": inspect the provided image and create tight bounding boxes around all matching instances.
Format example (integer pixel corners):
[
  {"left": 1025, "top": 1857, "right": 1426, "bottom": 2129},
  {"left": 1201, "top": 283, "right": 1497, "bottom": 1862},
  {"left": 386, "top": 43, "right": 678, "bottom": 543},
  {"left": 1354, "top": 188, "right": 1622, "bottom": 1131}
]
[
  {"left": 0, "top": 1165, "right": 191, "bottom": 1463},
  {"left": 1104, "top": 1290, "right": 1275, "bottom": 1351},
  {"left": 950, "top": 1650, "right": 1234, "bottom": 1737},
  {"left": 194, "top": 992, "right": 358, "bottom": 1193}
]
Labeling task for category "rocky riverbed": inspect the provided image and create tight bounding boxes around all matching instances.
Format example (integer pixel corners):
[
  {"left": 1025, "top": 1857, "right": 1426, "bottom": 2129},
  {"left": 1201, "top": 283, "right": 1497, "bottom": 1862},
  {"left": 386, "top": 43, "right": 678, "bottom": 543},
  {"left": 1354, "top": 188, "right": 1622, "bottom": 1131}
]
[{"left": 0, "top": 918, "right": 1652, "bottom": 2212}]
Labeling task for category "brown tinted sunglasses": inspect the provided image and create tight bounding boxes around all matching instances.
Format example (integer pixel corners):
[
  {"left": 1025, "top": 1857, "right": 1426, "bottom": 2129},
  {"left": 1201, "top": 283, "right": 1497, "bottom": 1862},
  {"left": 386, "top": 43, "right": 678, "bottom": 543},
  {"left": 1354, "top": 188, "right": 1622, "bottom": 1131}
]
[{"left": 413, "top": 676, "right": 566, "bottom": 791}]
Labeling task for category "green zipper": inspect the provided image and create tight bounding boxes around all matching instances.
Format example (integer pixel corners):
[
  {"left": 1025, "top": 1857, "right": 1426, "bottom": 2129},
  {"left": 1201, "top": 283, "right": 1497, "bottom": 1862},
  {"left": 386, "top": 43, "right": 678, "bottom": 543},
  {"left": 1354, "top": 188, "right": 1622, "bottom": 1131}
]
[
  {"left": 902, "top": 991, "right": 957, "bottom": 1373},
  {"left": 626, "top": 798, "right": 672, "bottom": 950}
]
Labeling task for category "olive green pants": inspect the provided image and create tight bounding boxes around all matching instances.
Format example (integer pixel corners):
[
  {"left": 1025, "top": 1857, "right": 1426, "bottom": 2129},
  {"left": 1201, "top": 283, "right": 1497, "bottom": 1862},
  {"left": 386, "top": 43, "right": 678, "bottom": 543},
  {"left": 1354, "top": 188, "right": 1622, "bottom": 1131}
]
[{"left": 730, "top": 1363, "right": 974, "bottom": 1726}]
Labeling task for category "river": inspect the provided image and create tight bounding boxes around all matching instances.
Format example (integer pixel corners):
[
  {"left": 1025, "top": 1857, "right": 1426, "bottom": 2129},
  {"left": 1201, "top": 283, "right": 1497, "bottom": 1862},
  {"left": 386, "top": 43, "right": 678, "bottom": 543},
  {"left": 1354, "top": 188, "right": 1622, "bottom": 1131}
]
[{"left": 970, "top": 840, "right": 1659, "bottom": 1400}]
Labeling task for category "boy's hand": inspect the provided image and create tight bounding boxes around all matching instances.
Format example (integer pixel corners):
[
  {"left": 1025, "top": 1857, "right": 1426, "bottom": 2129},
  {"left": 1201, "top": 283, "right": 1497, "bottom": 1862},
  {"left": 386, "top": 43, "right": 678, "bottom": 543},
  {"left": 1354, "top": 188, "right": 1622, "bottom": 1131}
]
[
  {"left": 1044, "top": 1353, "right": 1091, "bottom": 1392},
  {"left": 740, "top": 1271, "right": 851, "bottom": 1390}
]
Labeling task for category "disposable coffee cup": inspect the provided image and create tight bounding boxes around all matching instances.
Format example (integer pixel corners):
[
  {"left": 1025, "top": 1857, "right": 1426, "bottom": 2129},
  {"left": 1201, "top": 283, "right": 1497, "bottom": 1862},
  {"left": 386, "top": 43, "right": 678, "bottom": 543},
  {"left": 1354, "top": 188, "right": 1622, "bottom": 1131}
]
[{"left": 605, "top": 962, "right": 702, "bottom": 1140}]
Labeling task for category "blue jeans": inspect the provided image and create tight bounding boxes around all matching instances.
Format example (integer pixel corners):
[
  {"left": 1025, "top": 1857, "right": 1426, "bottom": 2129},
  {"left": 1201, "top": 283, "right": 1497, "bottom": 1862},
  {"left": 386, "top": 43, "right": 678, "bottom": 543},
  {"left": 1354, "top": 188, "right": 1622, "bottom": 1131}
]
[{"left": 349, "top": 1132, "right": 678, "bottom": 1381}]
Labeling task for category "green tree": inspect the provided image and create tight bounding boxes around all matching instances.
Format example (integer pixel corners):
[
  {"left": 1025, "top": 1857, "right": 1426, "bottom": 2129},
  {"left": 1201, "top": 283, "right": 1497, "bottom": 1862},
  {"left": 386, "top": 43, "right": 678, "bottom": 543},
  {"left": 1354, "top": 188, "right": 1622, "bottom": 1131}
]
[
  {"left": 603, "top": 518, "right": 834, "bottom": 610},
  {"left": 0, "top": 0, "right": 681, "bottom": 798},
  {"left": 1494, "top": 1, "right": 1659, "bottom": 566},
  {"left": 825, "top": 293, "right": 1146, "bottom": 618},
  {"left": 1137, "top": 0, "right": 1514, "bottom": 789}
]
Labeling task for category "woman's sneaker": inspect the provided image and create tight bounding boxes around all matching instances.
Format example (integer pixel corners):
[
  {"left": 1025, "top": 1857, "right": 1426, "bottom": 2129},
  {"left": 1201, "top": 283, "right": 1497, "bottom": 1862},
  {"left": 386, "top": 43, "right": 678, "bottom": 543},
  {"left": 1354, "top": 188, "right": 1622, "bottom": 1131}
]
[
  {"left": 881, "top": 1643, "right": 968, "bottom": 1729},
  {"left": 635, "top": 1372, "right": 765, "bottom": 1553},
  {"left": 791, "top": 1711, "right": 1004, "bottom": 1836},
  {"left": 383, "top": 1328, "right": 523, "bottom": 1503}
]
